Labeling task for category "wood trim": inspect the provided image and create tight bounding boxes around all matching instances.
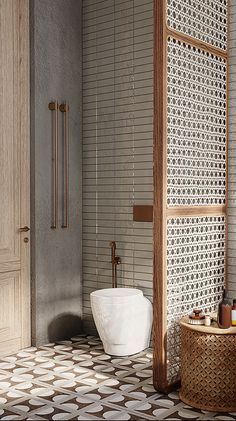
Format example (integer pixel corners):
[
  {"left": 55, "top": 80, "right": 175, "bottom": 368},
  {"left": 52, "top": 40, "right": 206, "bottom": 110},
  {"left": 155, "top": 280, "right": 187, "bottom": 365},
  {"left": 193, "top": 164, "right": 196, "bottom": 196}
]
[
  {"left": 133, "top": 205, "right": 153, "bottom": 222},
  {"left": 153, "top": 0, "right": 168, "bottom": 392},
  {"left": 166, "top": 206, "right": 226, "bottom": 218},
  {"left": 160, "top": 380, "right": 181, "bottom": 395},
  {"left": 18, "top": 0, "right": 31, "bottom": 349},
  {"left": 166, "top": 27, "right": 227, "bottom": 60}
]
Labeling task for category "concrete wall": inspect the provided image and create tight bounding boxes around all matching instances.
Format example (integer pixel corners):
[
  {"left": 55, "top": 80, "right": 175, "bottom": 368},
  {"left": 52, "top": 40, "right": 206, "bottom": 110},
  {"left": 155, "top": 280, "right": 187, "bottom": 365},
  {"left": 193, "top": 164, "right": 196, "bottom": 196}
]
[
  {"left": 31, "top": 0, "right": 83, "bottom": 345},
  {"left": 228, "top": 1, "right": 236, "bottom": 299}
]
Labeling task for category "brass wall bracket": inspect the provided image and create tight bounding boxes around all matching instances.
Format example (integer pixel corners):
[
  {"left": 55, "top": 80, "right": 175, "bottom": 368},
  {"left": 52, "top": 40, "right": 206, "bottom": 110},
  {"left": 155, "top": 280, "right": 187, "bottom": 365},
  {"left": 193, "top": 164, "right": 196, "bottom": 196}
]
[
  {"left": 59, "top": 103, "right": 69, "bottom": 113},
  {"left": 48, "top": 101, "right": 58, "bottom": 112}
]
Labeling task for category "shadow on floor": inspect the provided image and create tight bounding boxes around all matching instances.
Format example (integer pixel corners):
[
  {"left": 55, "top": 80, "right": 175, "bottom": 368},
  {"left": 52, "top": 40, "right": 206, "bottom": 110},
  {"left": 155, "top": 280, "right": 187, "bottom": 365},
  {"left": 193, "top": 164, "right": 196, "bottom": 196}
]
[{"left": 48, "top": 312, "right": 82, "bottom": 342}]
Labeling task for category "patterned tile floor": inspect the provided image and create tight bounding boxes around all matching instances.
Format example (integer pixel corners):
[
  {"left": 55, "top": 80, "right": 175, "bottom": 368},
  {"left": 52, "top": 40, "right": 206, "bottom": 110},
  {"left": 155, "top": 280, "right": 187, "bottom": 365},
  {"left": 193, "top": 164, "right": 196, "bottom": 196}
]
[{"left": 0, "top": 335, "right": 235, "bottom": 420}]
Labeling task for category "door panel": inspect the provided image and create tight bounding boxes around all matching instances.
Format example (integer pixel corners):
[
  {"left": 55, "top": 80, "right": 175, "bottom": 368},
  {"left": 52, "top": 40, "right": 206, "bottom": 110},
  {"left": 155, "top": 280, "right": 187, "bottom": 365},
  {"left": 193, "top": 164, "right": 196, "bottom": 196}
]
[
  {"left": 0, "top": 272, "right": 21, "bottom": 340},
  {"left": 0, "top": 0, "right": 20, "bottom": 265},
  {"left": 0, "top": 0, "right": 30, "bottom": 355}
]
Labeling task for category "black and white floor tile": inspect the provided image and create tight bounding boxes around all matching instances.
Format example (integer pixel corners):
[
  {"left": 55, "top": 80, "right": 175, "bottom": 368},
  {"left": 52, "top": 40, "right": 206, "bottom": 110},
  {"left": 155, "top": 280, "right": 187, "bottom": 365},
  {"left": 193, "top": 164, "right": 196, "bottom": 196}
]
[{"left": 0, "top": 335, "right": 235, "bottom": 420}]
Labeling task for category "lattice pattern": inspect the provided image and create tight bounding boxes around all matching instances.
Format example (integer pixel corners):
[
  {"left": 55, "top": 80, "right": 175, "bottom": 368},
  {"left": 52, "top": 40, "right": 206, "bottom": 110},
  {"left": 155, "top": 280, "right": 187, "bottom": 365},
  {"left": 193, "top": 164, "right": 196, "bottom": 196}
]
[
  {"left": 180, "top": 325, "right": 236, "bottom": 411},
  {"left": 166, "top": 216, "right": 225, "bottom": 384},
  {"left": 167, "top": 0, "right": 227, "bottom": 51},
  {"left": 167, "top": 38, "right": 227, "bottom": 207}
]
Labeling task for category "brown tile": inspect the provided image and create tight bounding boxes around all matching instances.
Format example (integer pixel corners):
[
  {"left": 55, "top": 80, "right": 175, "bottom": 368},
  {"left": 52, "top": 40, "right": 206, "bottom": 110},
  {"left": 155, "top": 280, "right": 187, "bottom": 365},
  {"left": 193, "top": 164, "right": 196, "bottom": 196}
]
[
  {"left": 0, "top": 408, "right": 24, "bottom": 419},
  {"left": 0, "top": 335, "right": 233, "bottom": 421}
]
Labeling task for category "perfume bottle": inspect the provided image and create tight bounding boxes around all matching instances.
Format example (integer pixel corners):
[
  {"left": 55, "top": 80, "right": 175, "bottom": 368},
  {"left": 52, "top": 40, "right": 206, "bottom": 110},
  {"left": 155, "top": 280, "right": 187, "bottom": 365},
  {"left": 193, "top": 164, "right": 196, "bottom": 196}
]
[
  {"left": 232, "top": 299, "right": 236, "bottom": 326},
  {"left": 218, "top": 289, "right": 232, "bottom": 329}
]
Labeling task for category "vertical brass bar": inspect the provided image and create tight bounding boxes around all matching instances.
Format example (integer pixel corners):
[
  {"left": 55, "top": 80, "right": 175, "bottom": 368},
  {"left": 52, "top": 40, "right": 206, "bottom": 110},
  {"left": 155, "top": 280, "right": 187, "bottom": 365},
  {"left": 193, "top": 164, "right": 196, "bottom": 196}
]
[
  {"left": 48, "top": 101, "right": 59, "bottom": 229},
  {"left": 109, "top": 241, "right": 121, "bottom": 288},
  {"left": 112, "top": 264, "right": 115, "bottom": 288},
  {"left": 110, "top": 241, "right": 116, "bottom": 288},
  {"left": 60, "top": 102, "right": 69, "bottom": 228},
  {"left": 114, "top": 263, "right": 118, "bottom": 288}
]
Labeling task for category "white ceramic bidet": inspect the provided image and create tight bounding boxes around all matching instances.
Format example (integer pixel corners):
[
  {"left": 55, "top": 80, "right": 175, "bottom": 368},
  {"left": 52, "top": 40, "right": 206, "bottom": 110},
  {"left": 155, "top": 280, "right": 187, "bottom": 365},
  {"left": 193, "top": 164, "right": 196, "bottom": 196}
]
[{"left": 90, "top": 288, "right": 153, "bottom": 356}]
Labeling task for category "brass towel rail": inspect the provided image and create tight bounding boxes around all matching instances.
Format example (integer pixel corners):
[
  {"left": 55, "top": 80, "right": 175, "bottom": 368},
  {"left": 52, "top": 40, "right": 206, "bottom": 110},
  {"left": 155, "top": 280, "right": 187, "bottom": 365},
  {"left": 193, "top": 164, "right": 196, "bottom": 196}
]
[
  {"left": 48, "top": 101, "right": 59, "bottom": 229},
  {"left": 59, "top": 102, "right": 69, "bottom": 229}
]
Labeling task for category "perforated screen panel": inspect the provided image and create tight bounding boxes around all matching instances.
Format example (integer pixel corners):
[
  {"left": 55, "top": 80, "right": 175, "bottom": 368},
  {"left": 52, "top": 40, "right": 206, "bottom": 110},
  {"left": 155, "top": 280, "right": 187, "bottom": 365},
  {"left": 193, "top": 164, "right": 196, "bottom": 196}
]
[
  {"left": 167, "top": 38, "right": 227, "bottom": 207},
  {"left": 166, "top": 216, "right": 225, "bottom": 384},
  {"left": 166, "top": 0, "right": 227, "bottom": 51},
  {"left": 154, "top": 0, "right": 227, "bottom": 393}
]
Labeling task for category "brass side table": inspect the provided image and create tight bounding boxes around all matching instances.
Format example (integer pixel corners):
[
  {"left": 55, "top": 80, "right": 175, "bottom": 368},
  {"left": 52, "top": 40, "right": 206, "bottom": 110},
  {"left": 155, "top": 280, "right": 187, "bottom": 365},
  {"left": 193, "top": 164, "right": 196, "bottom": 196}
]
[{"left": 180, "top": 317, "right": 236, "bottom": 412}]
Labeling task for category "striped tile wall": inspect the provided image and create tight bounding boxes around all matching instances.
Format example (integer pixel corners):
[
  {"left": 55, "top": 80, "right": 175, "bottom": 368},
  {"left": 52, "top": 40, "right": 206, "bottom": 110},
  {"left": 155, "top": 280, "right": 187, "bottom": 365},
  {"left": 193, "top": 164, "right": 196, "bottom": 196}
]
[
  {"left": 82, "top": 0, "right": 153, "bottom": 332},
  {"left": 228, "top": 0, "right": 236, "bottom": 299}
]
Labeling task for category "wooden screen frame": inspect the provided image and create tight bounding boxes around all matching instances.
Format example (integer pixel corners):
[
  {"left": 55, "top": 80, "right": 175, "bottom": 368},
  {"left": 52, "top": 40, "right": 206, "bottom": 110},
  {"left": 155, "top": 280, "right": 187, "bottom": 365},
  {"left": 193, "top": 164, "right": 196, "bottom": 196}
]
[{"left": 153, "top": 0, "right": 228, "bottom": 392}]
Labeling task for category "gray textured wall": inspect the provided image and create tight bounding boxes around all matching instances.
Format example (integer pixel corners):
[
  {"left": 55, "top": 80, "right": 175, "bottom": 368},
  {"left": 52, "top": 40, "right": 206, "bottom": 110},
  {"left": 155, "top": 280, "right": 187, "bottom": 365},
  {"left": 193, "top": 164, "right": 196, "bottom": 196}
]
[{"left": 31, "top": 0, "right": 82, "bottom": 345}]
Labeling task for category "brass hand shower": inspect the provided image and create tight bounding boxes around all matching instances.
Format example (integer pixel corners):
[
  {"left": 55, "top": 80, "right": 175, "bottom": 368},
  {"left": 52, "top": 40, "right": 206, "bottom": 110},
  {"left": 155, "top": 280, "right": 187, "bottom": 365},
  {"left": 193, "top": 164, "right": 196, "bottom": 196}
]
[{"left": 109, "top": 241, "right": 121, "bottom": 288}]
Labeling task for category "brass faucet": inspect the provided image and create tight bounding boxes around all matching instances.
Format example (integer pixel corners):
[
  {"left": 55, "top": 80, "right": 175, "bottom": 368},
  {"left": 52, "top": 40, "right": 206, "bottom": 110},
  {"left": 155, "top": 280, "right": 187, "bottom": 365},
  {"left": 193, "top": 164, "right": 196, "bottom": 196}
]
[{"left": 109, "top": 241, "right": 121, "bottom": 288}]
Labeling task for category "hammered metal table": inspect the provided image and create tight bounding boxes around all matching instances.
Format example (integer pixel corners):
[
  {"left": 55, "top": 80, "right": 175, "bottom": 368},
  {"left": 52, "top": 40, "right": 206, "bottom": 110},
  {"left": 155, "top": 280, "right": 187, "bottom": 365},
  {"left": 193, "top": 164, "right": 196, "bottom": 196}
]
[{"left": 179, "top": 317, "right": 236, "bottom": 412}]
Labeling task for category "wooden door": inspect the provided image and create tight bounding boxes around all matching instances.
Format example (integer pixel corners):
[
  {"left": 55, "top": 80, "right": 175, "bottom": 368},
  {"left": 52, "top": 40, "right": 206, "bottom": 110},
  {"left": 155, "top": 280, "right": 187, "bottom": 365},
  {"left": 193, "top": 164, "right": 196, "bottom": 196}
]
[{"left": 0, "top": 0, "right": 30, "bottom": 355}]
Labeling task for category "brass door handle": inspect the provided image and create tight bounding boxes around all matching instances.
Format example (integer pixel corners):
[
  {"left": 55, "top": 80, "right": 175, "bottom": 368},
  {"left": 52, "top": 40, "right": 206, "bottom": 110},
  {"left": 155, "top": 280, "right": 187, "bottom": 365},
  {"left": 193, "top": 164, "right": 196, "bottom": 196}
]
[{"left": 19, "top": 226, "right": 30, "bottom": 233}]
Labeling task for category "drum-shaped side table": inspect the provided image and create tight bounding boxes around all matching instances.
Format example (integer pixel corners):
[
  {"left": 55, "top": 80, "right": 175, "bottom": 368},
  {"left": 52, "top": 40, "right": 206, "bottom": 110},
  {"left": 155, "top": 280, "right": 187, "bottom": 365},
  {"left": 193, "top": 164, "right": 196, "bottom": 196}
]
[{"left": 180, "top": 317, "right": 236, "bottom": 412}]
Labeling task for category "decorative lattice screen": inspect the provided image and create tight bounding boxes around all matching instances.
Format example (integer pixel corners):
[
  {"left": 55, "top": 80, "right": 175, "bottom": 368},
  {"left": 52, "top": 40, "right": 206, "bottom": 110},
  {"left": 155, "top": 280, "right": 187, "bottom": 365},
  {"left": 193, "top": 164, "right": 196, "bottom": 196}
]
[
  {"left": 153, "top": 0, "right": 228, "bottom": 391},
  {"left": 166, "top": 216, "right": 225, "bottom": 384},
  {"left": 167, "top": 38, "right": 227, "bottom": 207},
  {"left": 166, "top": 0, "right": 227, "bottom": 51}
]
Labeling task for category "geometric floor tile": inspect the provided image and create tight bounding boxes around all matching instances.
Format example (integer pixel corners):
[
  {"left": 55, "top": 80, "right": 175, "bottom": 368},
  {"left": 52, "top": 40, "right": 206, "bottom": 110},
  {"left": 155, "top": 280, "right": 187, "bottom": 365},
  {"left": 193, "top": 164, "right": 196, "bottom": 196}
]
[{"left": 0, "top": 335, "right": 235, "bottom": 420}]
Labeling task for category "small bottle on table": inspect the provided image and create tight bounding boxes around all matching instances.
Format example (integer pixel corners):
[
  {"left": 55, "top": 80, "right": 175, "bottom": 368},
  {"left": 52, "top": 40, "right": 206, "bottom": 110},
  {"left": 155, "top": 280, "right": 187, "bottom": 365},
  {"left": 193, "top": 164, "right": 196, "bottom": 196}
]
[{"left": 218, "top": 289, "right": 232, "bottom": 329}]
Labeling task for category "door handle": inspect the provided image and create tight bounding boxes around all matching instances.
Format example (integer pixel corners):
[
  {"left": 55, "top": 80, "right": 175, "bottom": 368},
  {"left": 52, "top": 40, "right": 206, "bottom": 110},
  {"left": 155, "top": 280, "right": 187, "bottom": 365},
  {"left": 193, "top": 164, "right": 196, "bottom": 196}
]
[{"left": 19, "top": 226, "right": 30, "bottom": 233}]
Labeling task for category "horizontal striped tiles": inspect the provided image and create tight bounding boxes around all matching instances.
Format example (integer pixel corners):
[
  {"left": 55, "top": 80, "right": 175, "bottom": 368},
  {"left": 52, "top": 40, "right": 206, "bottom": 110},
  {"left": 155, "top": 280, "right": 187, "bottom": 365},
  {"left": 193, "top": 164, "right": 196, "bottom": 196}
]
[{"left": 82, "top": 0, "right": 154, "bottom": 332}]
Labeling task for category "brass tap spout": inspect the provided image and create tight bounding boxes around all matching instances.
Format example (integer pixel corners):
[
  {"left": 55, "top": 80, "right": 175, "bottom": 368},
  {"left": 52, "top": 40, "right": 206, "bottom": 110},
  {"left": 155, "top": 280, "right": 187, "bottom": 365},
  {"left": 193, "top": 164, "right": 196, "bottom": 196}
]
[{"left": 109, "top": 241, "right": 121, "bottom": 288}]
